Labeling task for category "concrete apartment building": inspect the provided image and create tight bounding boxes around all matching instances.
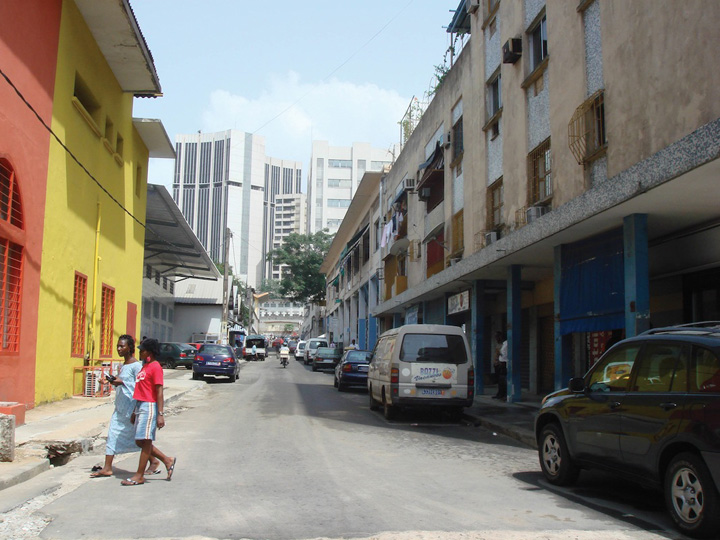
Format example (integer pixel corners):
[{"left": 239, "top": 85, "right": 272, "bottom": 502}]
[
  {"left": 321, "top": 0, "right": 720, "bottom": 402},
  {"left": 307, "top": 141, "right": 395, "bottom": 234}
]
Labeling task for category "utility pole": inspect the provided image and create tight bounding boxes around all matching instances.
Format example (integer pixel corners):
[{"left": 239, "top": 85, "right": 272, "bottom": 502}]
[{"left": 221, "top": 227, "right": 231, "bottom": 344}]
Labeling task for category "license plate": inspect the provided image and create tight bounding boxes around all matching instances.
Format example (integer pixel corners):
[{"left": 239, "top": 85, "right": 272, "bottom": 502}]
[
  {"left": 207, "top": 361, "right": 221, "bottom": 366},
  {"left": 358, "top": 365, "right": 369, "bottom": 372},
  {"left": 420, "top": 389, "right": 445, "bottom": 396}
]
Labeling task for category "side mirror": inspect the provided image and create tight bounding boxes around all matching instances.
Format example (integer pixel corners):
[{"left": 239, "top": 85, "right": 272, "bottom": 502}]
[{"left": 569, "top": 377, "right": 586, "bottom": 393}]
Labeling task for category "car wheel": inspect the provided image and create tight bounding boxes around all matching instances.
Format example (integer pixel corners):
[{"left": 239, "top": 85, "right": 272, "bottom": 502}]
[
  {"left": 312, "top": 364, "right": 317, "bottom": 372},
  {"left": 368, "top": 386, "right": 380, "bottom": 410},
  {"left": 166, "top": 360, "right": 176, "bottom": 370},
  {"left": 333, "top": 376, "right": 338, "bottom": 388},
  {"left": 192, "top": 371, "right": 202, "bottom": 381},
  {"left": 382, "top": 390, "right": 396, "bottom": 420},
  {"left": 665, "top": 452, "right": 720, "bottom": 538},
  {"left": 227, "top": 371, "right": 236, "bottom": 383},
  {"left": 185, "top": 365, "right": 192, "bottom": 370},
  {"left": 539, "top": 423, "right": 579, "bottom": 486}
]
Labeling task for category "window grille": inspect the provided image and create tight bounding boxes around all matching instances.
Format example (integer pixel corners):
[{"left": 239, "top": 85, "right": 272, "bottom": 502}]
[
  {"left": 100, "top": 285, "right": 115, "bottom": 357},
  {"left": 0, "top": 160, "right": 24, "bottom": 353},
  {"left": 72, "top": 273, "right": 87, "bottom": 356},
  {"left": 451, "top": 210, "right": 464, "bottom": 255},
  {"left": 487, "top": 179, "right": 504, "bottom": 230},
  {"left": 528, "top": 138, "right": 552, "bottom": 204},
  {"left": 568, "top": 90, "right": 607, "bottom": 164}
]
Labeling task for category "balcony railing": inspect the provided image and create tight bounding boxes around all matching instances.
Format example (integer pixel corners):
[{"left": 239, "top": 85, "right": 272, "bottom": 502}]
[{"left": 424, "top": 203, "right": 445, "bottom": 240}]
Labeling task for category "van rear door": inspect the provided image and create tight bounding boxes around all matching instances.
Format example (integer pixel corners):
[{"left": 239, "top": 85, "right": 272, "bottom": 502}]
[{"left": 399, "top": 333, "right": 469, "bottom": 399}]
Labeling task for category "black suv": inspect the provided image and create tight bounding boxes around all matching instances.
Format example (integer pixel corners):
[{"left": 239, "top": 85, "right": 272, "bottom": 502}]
[{"left": 535, "top": 323, "right": 720, "bottom": 538}]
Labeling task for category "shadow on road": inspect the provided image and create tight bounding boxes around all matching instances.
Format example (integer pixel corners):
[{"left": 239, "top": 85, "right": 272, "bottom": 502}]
[{"left": 513, "top": 470, "right": 682, "bottom": 539}]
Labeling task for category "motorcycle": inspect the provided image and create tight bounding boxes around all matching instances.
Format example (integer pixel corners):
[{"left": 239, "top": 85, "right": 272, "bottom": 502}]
[{"left": 281, "top": 357, "right": 288, "bottom": 368}]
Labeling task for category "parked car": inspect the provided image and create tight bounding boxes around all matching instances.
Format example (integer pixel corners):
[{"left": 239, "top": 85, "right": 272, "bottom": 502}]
[
  {"left": 535, "top": 323, "right": 720, "bottom": 538},
  {"left": 368, "top": 324, "right": 475, "bottom": 420},
  {"left": 158, "top": 342, "right": 196, "bottom": 369},
  {"left": 334, "top": 350, "right": 372, "bottom": 391},
  {"left": 192, "top": 344, "right": 239, "bottom": 382},
  {"left": 312, "top": 346, "right": 343, "bottom": 372},
  {"left": 304, "top": 338, "right": 328, "bottom": 365},
  {"left": 243, "top": 335, "right": 267, "bottom": 360},
  {"left": 294, "top": 340, "right": 306, "bottom": 361},
  {"left": 288, "top": 340, "right": 298, "bottom": 354}
]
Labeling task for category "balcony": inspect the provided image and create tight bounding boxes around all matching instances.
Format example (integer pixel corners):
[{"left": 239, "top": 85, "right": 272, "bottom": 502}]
[{"left": 424, "top": 203, "right": 445, "bottom": 240}]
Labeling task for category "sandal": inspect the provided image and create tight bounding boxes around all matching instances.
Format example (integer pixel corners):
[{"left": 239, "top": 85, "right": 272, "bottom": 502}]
[
  {"left": 166, "top": 457, "right": 177, "bottom": 481},
  {"left": 90, "top": 471, "right": 112, "bottom": 478},
  {"left": 121, "top": 478, "right": 144, "bottom": 486}
]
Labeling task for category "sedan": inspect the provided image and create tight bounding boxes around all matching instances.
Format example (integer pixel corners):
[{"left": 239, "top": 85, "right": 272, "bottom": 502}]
[
  {"left": 334, "top": 350, "right": 372, "bottom": 391},
  {"left": 158, "top": 342, "right": 196, "bottom": 369},
  {"left": 192, "top": 344, "right": 239, "bottom": 382}
]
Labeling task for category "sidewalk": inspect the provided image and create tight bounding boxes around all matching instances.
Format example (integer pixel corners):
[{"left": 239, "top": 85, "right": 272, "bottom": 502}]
[
  {"left": 463, "top": 387, "right": 541, "bottom": 449},
  {"left": 0, "top": 373, "right": 205, "bottom": 492}
]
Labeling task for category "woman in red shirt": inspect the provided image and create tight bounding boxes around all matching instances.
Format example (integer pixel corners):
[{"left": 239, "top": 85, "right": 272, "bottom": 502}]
[{"left": 121, "top": 338, "right": 177, "bottom": 486}]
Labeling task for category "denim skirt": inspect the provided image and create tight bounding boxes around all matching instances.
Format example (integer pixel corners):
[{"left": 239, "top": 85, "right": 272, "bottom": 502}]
[{"left": 134, "top": 401, "right": 157, "bottom": 441}]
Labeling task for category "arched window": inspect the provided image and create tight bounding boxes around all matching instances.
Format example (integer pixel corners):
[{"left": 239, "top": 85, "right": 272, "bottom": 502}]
[{"left": 0, "top": 159, "right": 24, "bottom": 353}]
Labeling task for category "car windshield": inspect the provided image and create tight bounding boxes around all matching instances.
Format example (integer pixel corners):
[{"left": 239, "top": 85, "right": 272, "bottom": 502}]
[
  {"left": 311, "top": 341, "right": 328, "bottom": 348},
  {"left": 316, "top": 347, "right": 336, "bottom": 355},
  {"left": 200, "top": 345, "right": 231, "bottom": 355},
  {"left": 298, "top": 343, "right": 306, "bottom": 350},
  {"left": 346, "top": 351, "right": 372, "bottom": 362},
  {"left": 399, "top": 334, "right": 468, "bottom": 364},
  {"left": 246, "top": 339, "right": 264, "bottom": 347}
]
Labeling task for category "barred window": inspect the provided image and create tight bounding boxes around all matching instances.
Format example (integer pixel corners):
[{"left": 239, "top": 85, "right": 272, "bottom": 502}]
[
  {"left": 0, "top": 159, "right": 24, "bottom": 353},
  {"left": 528, "top": 138, "right": 552, "bottom": 204},
  {"left": 72, "top": 273, "right": 87, "bottom": 357},
  {"left": 488, "top": 178, "right": 504, "bottom": 230},
  {"left": 100, "top": 285, "right": 115, "bottom": 357}
]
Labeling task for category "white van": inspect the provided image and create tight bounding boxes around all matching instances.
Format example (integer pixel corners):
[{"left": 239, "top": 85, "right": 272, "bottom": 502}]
[
  {"left": 303, "top": 337, "right": 328, "bottom": 365},
  {"left": 368, "top": 324, "right": 474, "bottom": 419}
]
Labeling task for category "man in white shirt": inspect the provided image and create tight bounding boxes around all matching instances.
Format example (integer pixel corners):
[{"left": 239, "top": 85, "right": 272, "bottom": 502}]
[{"left": 493, "top": 331, "right": 508, "bottom": 400}]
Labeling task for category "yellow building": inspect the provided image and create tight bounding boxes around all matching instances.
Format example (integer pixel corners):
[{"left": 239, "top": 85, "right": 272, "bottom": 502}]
[{"left": 35, "top": 0, "right": 172, "bottom": 404}]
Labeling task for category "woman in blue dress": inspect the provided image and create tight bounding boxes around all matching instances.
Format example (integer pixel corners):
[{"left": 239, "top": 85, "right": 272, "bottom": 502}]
[{"left": 90, "top": 335, "right": 161, "bottom": 477}]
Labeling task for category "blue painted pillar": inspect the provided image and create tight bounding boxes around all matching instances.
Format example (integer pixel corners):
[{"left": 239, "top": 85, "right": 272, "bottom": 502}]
[
  {"left": 393, "top": 313, "right": 403, "bottom": 328},
  {"left": 554, "top": 245, "right": 573, "bottom": 390},
  {"left": 368, "top": 317, "right": 378, "bottom": 350},
  {"left": 358, "top": 319, "right": 367, "bottom": 350},
  {"left": 624, "top": 214, "right": 650, "bottom": 337},
  {"left": 507, "top": 265, "right": 522, "bottom": 402},
  {"left": 471, "top": 280, "right": 486, "bottom": 396}
]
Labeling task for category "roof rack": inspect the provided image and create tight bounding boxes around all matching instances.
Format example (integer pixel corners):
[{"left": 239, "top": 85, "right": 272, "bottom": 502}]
[{"left": 642, "top": 321, "right": 720, "bottom": 336}]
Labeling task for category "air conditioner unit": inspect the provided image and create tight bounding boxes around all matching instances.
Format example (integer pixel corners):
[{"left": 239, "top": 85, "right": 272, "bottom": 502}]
[
  {"left": 418, "top": 187, "right": 431, "bottom": 201},
  {"left": 526, "top": 205, "right": 550, "bottom": 223},
  {"left": 404, "top": 176, "right": 416, "bottom": 191},
  {"left": 502, "top": 38, "right": 522, "bottom": 64},
  {"left": 467, "top": 0, "right": 480, "bottom": 14},
  {"left": 443, "top": 131, "right": 452, "bottom": 148},
  {"left": 484, "top": 232, "right": 498, "bottom": 246}
]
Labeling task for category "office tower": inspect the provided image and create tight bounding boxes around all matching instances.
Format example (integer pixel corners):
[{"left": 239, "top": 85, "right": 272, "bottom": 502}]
[
  {"left": 173, "top": 130, "right": 266, "bottom": 288},
  {"left": 307, "top": 141, "right": 397, "bottom": 234}
]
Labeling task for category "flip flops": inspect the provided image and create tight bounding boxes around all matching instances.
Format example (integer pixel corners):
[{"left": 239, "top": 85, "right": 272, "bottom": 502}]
[
  {"left": 121, "top": 478, "right": 144, "bottom": 486},
  {"left": 166, "top": 457, "right": 177, "bottom": 481},
  {"left": 144, "top": 468, "right": 162, "bottom": 475},
  {"left": 90, "top": 472, "right": 112, "bottom": 478}
]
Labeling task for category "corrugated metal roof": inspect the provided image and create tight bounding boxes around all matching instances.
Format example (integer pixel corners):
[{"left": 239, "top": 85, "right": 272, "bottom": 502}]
[{"left": 174, "top": 277, "right": 223, "bottom": 304}]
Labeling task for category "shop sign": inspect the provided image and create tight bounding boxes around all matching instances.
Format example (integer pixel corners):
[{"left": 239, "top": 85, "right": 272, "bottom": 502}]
[{"left": 447, "top": 290, "right": 470, "bottom": 315}]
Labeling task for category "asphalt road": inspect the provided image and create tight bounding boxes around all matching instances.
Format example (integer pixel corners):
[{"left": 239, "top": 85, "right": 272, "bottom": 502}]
[{"left": 9, "top": 357, "right": 681, "bottom": 540}]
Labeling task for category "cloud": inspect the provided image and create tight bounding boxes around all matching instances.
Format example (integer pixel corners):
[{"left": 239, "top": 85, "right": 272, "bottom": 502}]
[{"left": 201, "top": 71, "right": 409, "bottom": 164}]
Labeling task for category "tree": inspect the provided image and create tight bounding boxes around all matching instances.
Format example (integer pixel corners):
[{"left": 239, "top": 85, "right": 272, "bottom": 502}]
[
  {"left": 268, "top": 230, "right": 333, "bottom": 303},
  {"left": 259, "top": 278, "right": 283, "bottom": 296}
]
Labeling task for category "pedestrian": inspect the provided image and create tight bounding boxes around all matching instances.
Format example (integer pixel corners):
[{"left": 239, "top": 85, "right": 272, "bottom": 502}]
[
  {"left": 347, "top": 339, "right": 357, "bottom": 350},
  {"left": 493, "top": 331, "right": 508, "bottom": 400},
  {"left": 121, "top": 338, "right": 176, "bottom": 486},
  {"left": 90, "top": 335, "right": 161, "bottom": 477}
]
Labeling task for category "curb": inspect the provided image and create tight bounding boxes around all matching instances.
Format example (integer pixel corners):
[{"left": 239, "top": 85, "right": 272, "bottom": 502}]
[{"left": 463, "top": 412, "right": 538, "bottom": 449}]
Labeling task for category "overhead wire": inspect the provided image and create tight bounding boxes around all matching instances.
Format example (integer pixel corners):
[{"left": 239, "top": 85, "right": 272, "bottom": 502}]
[{"left": 0, "top": 66, "right": 210, "bottom": 278}]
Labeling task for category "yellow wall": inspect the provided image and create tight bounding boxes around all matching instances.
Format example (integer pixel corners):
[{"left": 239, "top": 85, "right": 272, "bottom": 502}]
[{"left": 35, "top": 0, "right": 149, "bottom": 404}]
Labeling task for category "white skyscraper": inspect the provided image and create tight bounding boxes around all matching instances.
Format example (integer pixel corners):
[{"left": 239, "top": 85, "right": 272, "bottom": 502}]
[
  {"left": 307, "top": 141, "right": 397, "bottom": 234},
  {"left": 173, "top": 130, "right": 266, "bottom": 288}
]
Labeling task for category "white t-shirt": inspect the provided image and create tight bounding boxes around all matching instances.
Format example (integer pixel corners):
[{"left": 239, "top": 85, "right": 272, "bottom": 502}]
[{"left": 498, "top": 341, "right": 508, "bottom": 364}]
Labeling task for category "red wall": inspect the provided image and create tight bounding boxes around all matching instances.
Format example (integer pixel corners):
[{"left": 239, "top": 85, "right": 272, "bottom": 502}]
[{"left": 0, "top": 0, "right": 62, "bottom": 408}]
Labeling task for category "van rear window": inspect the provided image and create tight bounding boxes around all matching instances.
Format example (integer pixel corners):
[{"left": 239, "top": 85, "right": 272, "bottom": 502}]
[{"left": 399, "top": 334, "right": 468, "bottom": 364}]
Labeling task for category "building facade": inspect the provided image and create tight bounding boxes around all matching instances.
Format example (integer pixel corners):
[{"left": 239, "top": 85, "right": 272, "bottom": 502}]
[
  {"left": 307, "top": 141, "right": 395, "bottom": 235},
  {"left": 324, "top": 0, "right": 720, "bottom": 402},
  {"left": 262, "top": 157, "right": 304, "bottom": 281}
]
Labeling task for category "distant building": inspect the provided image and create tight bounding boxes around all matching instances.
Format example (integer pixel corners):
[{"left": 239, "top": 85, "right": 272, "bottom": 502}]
[
  {"left": 262, "top": 157, "right": 304, "bottom": 281},
  {"left": 307, "top": 141, "right": 396, "bottom": 235}
]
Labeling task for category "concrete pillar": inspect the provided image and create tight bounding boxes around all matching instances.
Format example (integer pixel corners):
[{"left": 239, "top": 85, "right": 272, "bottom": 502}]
[
  {"left": 393, "top": 312, "right": 403, "bottom": 328},
  {"left": 471, "top": 280, "right": 486, "bottom": 395},
  {"left": 624, "top": 214, "right": 650, "bottom": 337},
  {"left": 507, "top": 265, "right": 522, "bottom": 402},
  {"left": 0, "top": 414, "right": 15, "bottom": 462},
  {"left": 554, "top": 245, "right": 573, "bottom": 390}
]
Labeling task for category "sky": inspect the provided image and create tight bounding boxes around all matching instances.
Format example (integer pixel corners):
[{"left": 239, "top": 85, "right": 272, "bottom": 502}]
[{"left": 131, "top": 0, "right": 460, "bottom": 189}]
